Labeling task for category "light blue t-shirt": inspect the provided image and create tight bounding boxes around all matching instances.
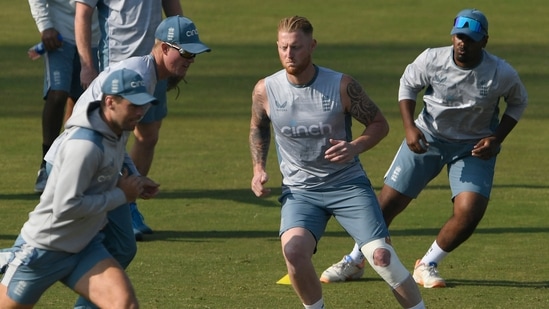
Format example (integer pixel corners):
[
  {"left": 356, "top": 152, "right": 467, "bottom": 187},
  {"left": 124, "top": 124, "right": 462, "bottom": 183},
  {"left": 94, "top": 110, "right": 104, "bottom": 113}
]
[
  {"left": 399, "top": 46, "right": 528, "bottom": 142},
  {"left": 77, "top": 0, "right": 162, "bottom": 68}
]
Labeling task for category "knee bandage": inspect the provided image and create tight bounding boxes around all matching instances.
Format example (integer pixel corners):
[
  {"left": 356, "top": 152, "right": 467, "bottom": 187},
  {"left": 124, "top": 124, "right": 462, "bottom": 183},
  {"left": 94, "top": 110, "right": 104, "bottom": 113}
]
[{"left": 361, "top": 238, "right": 410, "bottom": 289}]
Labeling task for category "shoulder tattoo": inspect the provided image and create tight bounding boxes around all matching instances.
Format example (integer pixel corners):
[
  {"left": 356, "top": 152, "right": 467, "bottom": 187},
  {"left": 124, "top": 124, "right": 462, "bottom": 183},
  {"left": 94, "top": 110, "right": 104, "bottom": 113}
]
[{"left": 347, "top": 79, "right": 379, "bottom": 126}]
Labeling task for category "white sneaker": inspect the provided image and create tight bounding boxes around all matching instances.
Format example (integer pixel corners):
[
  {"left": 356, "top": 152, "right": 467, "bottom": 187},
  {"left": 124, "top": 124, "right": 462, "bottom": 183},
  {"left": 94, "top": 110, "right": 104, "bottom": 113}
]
[
  {"left": 413, "top": 259, "right": 446, "bottom": 288},
  {"left": 320, "top": 255, "right": 365, "bottom": 283}
]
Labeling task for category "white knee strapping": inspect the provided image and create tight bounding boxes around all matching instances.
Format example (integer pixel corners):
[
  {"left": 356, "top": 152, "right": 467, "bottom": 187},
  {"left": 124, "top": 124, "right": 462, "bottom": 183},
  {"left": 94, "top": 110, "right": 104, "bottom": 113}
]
[{"left": 361, "top": 238, "right": 410, "bottom": 289}]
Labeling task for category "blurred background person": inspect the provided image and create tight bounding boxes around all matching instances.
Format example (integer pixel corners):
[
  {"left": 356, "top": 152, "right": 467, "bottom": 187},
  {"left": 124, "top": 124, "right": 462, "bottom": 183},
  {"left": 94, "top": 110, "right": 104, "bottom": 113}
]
[{"left": 28, "top": 0, "right": 99, "bottom": 193}]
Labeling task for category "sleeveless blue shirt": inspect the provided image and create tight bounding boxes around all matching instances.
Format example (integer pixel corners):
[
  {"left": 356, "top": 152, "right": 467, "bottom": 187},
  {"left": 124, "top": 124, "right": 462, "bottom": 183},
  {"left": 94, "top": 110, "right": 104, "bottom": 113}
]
[{"left": 265, "top": 66, "right": 365, "bottom": 189}]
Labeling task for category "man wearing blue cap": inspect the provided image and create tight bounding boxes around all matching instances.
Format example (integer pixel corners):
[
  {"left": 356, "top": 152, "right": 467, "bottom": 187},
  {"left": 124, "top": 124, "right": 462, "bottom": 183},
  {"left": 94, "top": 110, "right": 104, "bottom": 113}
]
[
  {"left": 0, "top": 69, "right": 157, "bottom": 308},
  {"left": 321, "top": 8, "right": 528, "bottom": 289},
  {"left": 40, "top": 15, "right": 210, "bottom": 309},
  {"left": 75, "top": 0, "right": 184, "bottom": 237}
]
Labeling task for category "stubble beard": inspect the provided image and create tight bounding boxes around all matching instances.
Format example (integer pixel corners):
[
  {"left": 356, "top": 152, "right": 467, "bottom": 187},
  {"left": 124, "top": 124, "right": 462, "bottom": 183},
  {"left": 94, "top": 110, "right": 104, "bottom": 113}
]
[{"left": 284, "top": 55, "right": 312, "bottom": 76}]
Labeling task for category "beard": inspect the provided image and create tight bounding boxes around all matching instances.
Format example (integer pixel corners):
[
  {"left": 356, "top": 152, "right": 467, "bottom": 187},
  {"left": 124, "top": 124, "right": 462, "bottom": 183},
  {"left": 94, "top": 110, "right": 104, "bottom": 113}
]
[
  {"left": 283, "top": 54, "right": 312, "bottom": 76},
  {"left": 167, "top": 75, "right": 186, "bottom": 91}
]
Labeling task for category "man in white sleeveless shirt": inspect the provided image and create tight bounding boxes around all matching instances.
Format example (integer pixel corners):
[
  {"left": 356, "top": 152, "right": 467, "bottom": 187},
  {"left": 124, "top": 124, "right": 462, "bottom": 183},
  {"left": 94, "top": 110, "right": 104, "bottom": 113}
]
[{"left": 250, "top": 16, "right": 425, "bottom": 309}]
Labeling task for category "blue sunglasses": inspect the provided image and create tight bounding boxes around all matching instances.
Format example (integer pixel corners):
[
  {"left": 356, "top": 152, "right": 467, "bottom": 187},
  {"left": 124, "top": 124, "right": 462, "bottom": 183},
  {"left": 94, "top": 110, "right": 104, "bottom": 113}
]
[{"left": 453, "top": 16, "right": 485, "bottom": 33}]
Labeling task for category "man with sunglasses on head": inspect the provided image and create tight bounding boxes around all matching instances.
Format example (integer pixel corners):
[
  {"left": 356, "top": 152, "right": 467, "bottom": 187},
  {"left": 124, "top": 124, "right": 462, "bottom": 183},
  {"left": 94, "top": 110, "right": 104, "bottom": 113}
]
[
  {"left": 320, "top": 8, "right": 528, "bottom": 289},
  {"left": 75, "top": 0, "right": 183, "bottom": 239},
  {"left": 43, "top": 15, "right": 210, "bottom": 309}
]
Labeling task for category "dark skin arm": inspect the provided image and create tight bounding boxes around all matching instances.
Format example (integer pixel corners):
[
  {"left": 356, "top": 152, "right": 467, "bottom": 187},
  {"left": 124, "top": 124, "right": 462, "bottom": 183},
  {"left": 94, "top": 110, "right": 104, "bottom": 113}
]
[
  {"left": 40, "top": 28, "right": 63, "bottom": 51},
  {"left": 161, "top": 0, "right": 184, "bottom": 16},
  {"left": 399, "top": 98, "right": 430, "bottom": 153},
  {"left": 400, "top": 98, "right": 518, "bottom": 158},
  {"left": 472, "top": 114, "right": 518, "bottom": 160}
]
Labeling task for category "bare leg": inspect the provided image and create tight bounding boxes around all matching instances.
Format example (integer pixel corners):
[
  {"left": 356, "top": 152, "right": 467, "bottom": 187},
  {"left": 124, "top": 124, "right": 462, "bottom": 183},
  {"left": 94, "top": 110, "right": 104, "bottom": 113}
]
[
  {"left": 323, "top": 185, "right": 413, "bottom": 280},
  {"left": 42, "top": 90, "right": 69, "bottom": 150},
  {"left": 0, "top": 284, "right": 34, "bottom": 309},
  {"left": 128, "top": 121, "right": 161, "bottom": 234},
  {"left": 378, "top": 185, "right": 413, "bottom": 227},
  {"left": 392, "top": 275, "right": 424, "bottom": 308},
  {"left": 436, "top": 191, "right": 488, "bottom": 252},
  {"left": 280, "top": 228, "right": 321, "bottom": 305},
  {"left": 362, "top": 242, "right": 424, "bottom": 308},
  {"left": 130, "top": 121, "right": 162, "bottom": 176},
  {"left": 73, "top": 258, "right": 139, "bottom": 309}
]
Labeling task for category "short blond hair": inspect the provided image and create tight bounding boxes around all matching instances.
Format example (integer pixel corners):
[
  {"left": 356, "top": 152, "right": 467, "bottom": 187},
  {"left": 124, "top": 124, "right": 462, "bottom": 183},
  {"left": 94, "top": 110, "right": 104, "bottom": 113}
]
[{"left": 278, "top": 16, "right": 313, "bottom": 35}]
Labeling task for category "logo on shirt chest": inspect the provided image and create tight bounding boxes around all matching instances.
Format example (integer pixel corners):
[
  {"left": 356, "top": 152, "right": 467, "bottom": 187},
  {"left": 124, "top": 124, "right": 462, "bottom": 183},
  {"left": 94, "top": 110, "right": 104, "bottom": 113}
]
[
  {"left": 322, "top": 95, "right": 332, "bottom": 112},
  {"left": 275, "top": 100, "right": 288, "bottom": 111},
  {"left": 280, "top": 122, "right": 333, "bottom": 137}
]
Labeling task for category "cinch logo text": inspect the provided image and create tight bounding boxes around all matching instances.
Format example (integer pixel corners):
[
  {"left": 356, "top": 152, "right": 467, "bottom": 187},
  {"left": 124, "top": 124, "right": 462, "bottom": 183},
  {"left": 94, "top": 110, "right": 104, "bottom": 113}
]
[
  {"left": 130, "top": 80, "right": 146, "bottom": 88},
  {"left": 186, "top": 29, "right": 198, "bottom": 37},
  {"left": 280, "top": 122, "right": 333, "bottom": 137}
]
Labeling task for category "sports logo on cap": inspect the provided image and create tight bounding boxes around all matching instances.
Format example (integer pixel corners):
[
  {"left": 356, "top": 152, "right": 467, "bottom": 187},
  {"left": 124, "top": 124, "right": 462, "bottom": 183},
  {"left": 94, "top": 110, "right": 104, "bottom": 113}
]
[
  {"left": 101, "top": 69, "right": 158, "bottom": 106},
  {"left": 155, "top": 15, "right": 211, "bottom": 54}
]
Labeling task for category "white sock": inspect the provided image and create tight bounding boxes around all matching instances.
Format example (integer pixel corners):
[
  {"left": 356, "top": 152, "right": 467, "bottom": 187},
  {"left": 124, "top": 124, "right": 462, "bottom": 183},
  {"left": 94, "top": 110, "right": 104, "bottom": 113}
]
[
  {"left": 303, "top": 298, "right": 325, "bottom": 309},
  {"left": 420, "top": 240, "right": 448, "bottom": 265},
  {"left": 348, "top": 243, "right": 364, "bottom": 264}
]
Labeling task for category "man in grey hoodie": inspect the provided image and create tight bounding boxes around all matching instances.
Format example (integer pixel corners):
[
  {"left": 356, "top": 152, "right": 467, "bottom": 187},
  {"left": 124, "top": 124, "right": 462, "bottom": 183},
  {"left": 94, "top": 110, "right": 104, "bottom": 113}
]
[{"left": 0, "top": 69, "right": 157, "bottom": 308}]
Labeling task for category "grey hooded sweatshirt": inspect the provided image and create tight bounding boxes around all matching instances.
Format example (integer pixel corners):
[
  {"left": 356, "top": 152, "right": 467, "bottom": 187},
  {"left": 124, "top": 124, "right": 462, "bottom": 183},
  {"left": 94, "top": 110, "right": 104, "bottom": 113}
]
[{"left": 21, "top": 102, "right": 128, "bottom": 253}]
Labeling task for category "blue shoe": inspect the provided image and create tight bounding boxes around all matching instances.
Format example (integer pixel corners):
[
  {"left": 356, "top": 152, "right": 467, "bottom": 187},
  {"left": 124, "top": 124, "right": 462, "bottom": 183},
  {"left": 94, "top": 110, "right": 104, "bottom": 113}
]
[{"left": 130, "top": 202, "right": 153, "bottom": 234}]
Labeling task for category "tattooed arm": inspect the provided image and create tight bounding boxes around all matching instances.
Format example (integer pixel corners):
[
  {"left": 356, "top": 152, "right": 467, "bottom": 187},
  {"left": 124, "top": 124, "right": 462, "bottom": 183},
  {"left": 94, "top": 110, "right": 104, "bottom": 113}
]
[
  {"left": 325, "top": 75, "right": 390, "bottom": 163},
  {"left": 249, "top": 79, "right": 272, "bottom": 197}
]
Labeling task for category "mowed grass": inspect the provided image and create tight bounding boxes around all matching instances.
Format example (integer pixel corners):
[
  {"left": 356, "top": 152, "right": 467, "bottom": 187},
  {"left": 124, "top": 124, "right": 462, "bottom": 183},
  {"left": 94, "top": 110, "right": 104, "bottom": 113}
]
[{"left": 1, "top": 0, "right": 548, "bottom": 308}]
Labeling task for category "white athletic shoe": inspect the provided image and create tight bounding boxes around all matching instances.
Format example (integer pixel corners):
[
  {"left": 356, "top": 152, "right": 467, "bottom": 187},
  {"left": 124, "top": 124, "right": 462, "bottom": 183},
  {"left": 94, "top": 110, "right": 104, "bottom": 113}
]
[
  {"left": 320, "top": 255, "right": 365, "bottom": 283},
  {"left": 413, "top": 259, "right": 446, "bottom": 288}
]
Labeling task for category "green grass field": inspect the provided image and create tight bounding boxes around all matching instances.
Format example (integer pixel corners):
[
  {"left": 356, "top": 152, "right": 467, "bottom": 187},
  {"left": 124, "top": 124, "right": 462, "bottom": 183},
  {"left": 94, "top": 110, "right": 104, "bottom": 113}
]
[{"left": 1, "top": 0, "right": 548, "bottom": 308}]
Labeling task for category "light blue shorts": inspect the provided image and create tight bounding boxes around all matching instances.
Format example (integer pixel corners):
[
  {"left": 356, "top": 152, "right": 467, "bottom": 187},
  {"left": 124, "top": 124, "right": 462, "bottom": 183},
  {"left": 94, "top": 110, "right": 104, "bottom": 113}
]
[
  {"left": 384, "top": 129, "right": 498, "bottom": 199},
  {"left": 46, "top": 162, "right": 136, "bottom": 270},
  {"left": 279, "top": 176, "right": 389, "bottom": 250},
  {"left": 43, "top": 164, "right": 136, "bottom": 309},
  {"left": 43, "top": 42, "right": 98, "bottom": 100},
  {"left": 0, "top": 234, "right": 111, "bottom": 305}
]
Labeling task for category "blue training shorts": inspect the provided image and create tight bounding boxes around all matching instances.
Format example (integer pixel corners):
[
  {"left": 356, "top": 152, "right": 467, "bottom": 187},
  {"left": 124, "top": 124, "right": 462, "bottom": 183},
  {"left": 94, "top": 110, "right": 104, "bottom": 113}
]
[
  {"left": 279, "top": 176, "right": 389, "bottom": 249},
  {"left": 46, "top": 162, "right": 136, "bottom": 271},
  {"left": 0, "top": 234, "right": 111, "bottom": 305},
  {"left": 43, "top": 42, "right": 98, "bottom": 100},
  {"left": 384, "top": 129, "right": 497, "bottom": 199}
]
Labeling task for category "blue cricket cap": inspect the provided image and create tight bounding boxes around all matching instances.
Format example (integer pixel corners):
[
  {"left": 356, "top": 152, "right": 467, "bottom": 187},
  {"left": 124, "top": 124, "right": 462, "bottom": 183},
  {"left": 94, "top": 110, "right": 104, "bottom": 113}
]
[
  {"left": 155, "top": 16, "right": 211, "bottom": 54},
  {"left": 101, "top": 69, "right": 158, "bottom": 106}
]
